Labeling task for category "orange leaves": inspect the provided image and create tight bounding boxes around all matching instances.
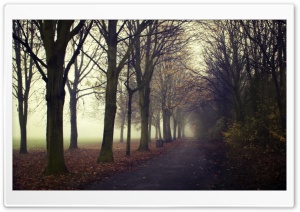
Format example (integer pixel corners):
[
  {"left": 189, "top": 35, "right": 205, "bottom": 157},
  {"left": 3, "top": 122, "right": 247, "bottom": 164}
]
[{"left": 13, "top": 140, "right": 183, "bottom": 190}]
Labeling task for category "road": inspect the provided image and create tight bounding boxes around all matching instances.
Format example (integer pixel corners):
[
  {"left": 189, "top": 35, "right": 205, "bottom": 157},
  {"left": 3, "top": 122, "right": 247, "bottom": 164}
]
[{"left": 82, "top": 139, "right": 219, "bottom": 190}]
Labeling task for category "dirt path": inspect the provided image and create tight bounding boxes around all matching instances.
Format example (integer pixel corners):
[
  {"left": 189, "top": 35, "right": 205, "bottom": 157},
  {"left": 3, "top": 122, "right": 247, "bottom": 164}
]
[{"left": 82, "top": 139, "right": 219, "bottom": 190}]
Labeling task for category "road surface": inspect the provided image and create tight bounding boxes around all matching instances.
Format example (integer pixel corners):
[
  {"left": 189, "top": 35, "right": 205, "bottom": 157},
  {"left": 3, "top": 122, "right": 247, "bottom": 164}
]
[{"left": 82, "top": 139, "right": 219, "bottom": 190}]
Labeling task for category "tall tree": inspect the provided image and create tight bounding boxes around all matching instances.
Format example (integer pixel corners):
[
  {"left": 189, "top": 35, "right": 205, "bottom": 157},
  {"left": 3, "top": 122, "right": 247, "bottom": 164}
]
[
  {"left": 97, "top": 20, "right": 152, "bottom": 162},
  {"left": 116, "top": 83, "right": 127, "bottom": 143},
  {"left": 12, "top": 21, "right": 39, "bottom": 154},
  {"left": 132, "top": 20, "right": 187, "bottom": 150},
  {"left": 240, "top": 20, "right": 286, "bottom": 134},
  {"left": 13, "top": 20, "right": 92, "bottom": 175},
  {"left": 67, "top": 33, "right": 104, "bottom": 149}
]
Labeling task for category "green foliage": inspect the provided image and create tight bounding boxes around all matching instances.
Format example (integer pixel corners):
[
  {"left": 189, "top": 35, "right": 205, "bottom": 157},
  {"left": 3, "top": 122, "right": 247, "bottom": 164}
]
[
  {"left": 223, "top": 119, "right": 260, "bottom": 146},
  {"left": 223, "top": 104, "right": 286, "bottom": 147}
]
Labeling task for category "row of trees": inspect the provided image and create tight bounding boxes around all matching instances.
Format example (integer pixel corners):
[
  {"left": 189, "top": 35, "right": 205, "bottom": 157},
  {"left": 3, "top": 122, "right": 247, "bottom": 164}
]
[
  {"left": 191, "top": 20, "right": 286, "bottom": 147},
  {"left": 13, "top": 20, "right": 195, "bottom": 175},
  {"left": 13, "top": 19, "right": 286, "bottom": 175}
]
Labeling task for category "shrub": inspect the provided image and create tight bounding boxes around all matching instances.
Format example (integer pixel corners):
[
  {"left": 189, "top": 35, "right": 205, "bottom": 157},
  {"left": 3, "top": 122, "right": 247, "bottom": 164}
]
[
  {"left": 223, "top": 115, "right": 285, "bottom": 147},
  {"left": 223, "top": 119, "right": 260, "bottom": 146},
  {"left": 207, "top": 117, "right": 226, "bottom": 141}
]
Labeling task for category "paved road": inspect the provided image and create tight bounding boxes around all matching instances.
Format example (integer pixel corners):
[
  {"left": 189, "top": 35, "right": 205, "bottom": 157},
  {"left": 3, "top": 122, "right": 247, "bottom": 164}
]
[{"left": 82, "top": 139, "right": 218, "bottom": 190}]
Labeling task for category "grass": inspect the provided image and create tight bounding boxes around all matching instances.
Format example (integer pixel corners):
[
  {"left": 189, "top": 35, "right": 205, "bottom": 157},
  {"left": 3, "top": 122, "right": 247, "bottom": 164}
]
[{"left": 12, "top": 138, "right": 128, "bottom": 151}]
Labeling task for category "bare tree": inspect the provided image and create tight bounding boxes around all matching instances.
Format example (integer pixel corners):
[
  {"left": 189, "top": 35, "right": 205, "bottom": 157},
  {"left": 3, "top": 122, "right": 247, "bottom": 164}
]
[
  {"left": 67, "top": 31, "right": 105, "bottom": 149},
  {"left": 96, "top": 20, "right": 152, "bottom": 162},
  {"left": 12, "top": 21, "right": 40, "bottom": 154},
  {"left": 13, "top": 20, "right": 93, "bottom": 175}
]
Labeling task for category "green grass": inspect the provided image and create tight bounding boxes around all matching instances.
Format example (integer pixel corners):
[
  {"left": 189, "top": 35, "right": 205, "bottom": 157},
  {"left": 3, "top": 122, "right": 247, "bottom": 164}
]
[
  {"left": 13, "top": 138, "right": 47, "bottom": 150},
  {"left": 12, "top": 138, "right": 122, "bottom": 150}
]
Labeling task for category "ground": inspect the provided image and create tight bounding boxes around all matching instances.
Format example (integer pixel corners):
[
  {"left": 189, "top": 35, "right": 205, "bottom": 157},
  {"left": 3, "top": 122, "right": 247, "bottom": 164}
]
[{"left": 13, "top": 138, "right": 286, "bottom": 190}]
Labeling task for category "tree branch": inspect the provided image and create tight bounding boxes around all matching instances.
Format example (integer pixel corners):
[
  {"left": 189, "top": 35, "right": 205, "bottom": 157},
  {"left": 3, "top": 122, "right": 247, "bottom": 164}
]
[
  {"left": 13, "top": 33, "right": 48, "bottom": 83},
  {"left": 69, "top": 20, "right": 86, "bottom": 40},
  {"left": 62, "top": 20, "right": 93, "bottom": 86},
  {"left": 77, "top": 91, "right": 104, "bottom": 100}
]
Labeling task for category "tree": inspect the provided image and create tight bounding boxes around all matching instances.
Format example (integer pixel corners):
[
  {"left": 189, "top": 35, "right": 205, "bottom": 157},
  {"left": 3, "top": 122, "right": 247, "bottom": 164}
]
[
  {"left": 240, "top": 20, "right": 286, "bottom": 134},
  {"left": 131, "top": 20, "right": 187, "bottom": 149},
  {"left": 192, "top": 20, "right": 286, "bottom": 145},
  {"left": 12, "top": 20, "right": 40, "bottom": 154},
  {"left": 13, "top": 20, "right": 92, "bottom": 175},
  {"left": 67, "top": 32, "right": 105, "bottom": 149},
  {"left": 97, "top": 20, "right": 152, "bottom": 162},
  {"left": 153, "top": 49, "right": 194, "bottom": 142},
  {"left": 116, "top": 83, "right": 128, "bottom": 143}
]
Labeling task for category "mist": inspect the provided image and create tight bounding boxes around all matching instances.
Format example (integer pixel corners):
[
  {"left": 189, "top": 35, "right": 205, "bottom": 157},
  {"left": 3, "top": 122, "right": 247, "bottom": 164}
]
[{"left": 13, "top": 101, "right": 194, "bottom": 149}]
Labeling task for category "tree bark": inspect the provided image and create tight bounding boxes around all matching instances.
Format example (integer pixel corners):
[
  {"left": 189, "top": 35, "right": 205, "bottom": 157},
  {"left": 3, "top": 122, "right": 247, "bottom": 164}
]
[
  {"left": 126, "top": 91, "right": 133, "bottom": 156},
  {"left": 163, "top": 109, "right": 172, "bottom": 142},
  {"left": 97, "top": 20, "right": 118, "bottom": 162},
  {"left": 182, "top": 124, "right": 185, "bottom": 138},
  {"left": 97, "top": 70, "right": 118, "bottom": 162},
  {"left": 178, "top": 123, "right": 181, "bottom": 139},
  {"left": 120, "top": 117, "right": 125, "bottom": 143},
  {"left": 173, "top": 117, "right": 177, "bottom": 140},
  {"left": 44, "top": 58, "right": 68, "bottom": 175},
  {"left": 148, "top": 113, "right": 152, "bottom": 143},
  {"left": 69, "top": 92, "right": 78, "bottom": 149},
  {"left": 158, "top": 122, "right": 162, "bottom": 140},
  {"left": 148, "top": 101, "right": 153, "bottom": 143},
  {"left": 138, "top": 84, "right": 151, "bottom": 151}
]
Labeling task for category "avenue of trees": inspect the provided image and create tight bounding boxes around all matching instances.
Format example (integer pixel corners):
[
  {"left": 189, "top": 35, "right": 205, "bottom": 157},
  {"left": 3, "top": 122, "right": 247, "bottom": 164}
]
[
  {"left": 12, "top": 20, "right": 286, "bottom": 175},
  {"left": 190, "top": 20, "right": 286, "bottom": 148}
]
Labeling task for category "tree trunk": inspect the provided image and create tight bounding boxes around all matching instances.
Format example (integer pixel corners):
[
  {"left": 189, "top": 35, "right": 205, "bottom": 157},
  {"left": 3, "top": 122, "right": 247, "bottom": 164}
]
[
  {"left": 15, "top": 38, "right": 28, "bottom": 154},
  {"left": 277, "top": 20, "right": 286, "bottom": 134},
  {"left": 138, "top": 84, "right": 150, "bottom": 151},
  {"left": 97, "top": 20, "right": 118, "bottom": 162},
  {"left": 14, "top": 24, "right": 28, "bottom": 154},
  {"left": 120, "top": 117, "right": 125, "bottom": 143},
  {"left": 163, "top": 109, "right": 172, "bottom": 142},
  {"left": 155, "top": 125, "right": 158, "bottom": 139},
  {"left": 19, "top": 114, "right": 28, "bottom": 154},
  {"left": 178, "top": 123, "right": 181, "bottom": 139},
  {"left": 126, "top": 92, "right": 133, "bottom": 156},
  {"left": 148, "top": 114, "right": 152, "bottom": 143},
  {"left": 44, "top": 61, "right": 68, "bottom": 175},
  {"left": 97, "top": 77, "right": 118, "bottom": 162},
  {"left": 69, "top": 92, "right": 78, "bottom": 149},
  {"left": 182, "top": 124, "right": 185, "bottom": 138},
  {"left": 158, "top": 122, "right": 162, "bottom": 140},
  {"left": 173, "top": 118, "right": 177, "bottom": 141}
]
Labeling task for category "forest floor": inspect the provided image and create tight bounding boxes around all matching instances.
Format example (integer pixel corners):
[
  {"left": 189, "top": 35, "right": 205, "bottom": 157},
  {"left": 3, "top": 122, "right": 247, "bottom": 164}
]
[{"left": 13, "top": 138, "right": 286, "bottom": 190}]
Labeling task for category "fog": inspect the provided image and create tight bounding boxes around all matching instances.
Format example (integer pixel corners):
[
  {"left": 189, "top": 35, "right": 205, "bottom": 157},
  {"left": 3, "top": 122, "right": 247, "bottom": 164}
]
[
  {"left": 13, "top": 108, "right": 142, "bottom": 148},
  {"left": 12, "top": 95, "right": 194, "bottom": 149}
]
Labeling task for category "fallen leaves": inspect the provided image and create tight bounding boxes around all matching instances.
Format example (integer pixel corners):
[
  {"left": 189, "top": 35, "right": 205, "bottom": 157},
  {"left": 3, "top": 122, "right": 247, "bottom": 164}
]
[
  {"left": 13, "top": 139, "right": 285, "bottom": 190},
  {"left": 13, "top": 139, "right": 184, "bottom": 190},
  {"left": 202, "top": 140, "right": 286, "bottom": 190}
]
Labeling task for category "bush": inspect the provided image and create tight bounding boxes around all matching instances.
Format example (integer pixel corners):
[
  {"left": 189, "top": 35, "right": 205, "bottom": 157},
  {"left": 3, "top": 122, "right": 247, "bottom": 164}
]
[
  {"left": 223, "top": 115, "right": 285, "bottom": 147},
  {"left": 223, "top": 119, "right": 260, "bottom": 146},
  {"left": 207, "top": 117, "right": 226, "bottom": 141}
]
